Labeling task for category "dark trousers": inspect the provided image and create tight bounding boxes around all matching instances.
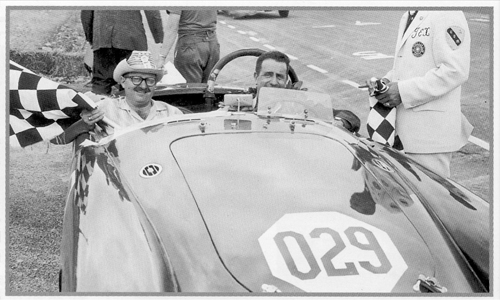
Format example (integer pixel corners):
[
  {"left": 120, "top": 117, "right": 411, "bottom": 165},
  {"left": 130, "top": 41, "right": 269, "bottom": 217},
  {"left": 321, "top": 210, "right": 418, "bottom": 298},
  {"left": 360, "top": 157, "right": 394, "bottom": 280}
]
[
  {"left": 92, "top": 48, "right": 132, "bottom": 95},
  {"left": 174, "top": 31, "right": 220, "bottom": 83}
]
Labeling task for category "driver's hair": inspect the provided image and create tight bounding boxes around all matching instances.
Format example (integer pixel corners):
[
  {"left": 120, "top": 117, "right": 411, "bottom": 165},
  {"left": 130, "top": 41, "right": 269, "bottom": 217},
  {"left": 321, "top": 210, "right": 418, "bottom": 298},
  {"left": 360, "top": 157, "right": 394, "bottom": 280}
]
[{"left": 255, "top": 51, "right": 290, "bottom": 75}]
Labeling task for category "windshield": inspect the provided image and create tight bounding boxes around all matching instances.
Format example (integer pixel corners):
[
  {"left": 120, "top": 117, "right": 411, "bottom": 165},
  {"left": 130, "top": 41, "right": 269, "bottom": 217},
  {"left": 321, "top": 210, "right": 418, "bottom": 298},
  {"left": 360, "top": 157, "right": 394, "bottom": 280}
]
[{"left": 172, "top": 133, "right": 357, "bottom": 209}]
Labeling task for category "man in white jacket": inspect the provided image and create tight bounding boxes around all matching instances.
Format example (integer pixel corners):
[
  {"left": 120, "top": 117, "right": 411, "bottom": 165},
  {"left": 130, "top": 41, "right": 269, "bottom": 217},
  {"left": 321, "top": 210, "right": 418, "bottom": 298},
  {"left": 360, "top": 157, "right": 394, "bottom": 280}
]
[{"left": 368, "top": 10, "right": 473, "bottom": 178}]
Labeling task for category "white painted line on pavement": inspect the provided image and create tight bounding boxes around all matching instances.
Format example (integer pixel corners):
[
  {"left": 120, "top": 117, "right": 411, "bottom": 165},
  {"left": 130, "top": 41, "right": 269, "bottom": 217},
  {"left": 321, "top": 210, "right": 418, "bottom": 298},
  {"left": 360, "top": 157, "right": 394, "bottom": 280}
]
[
  {"left": 307, "top": 65, "right": 328, "bottom": 74},
  {"left": 312, "top": 25, "right": 336, "bottom": 28},
  {"left": 341, "top": 79, "right": 362, "bottom": 89},
  {"left": 469, "top": 136, "right": 490, "bottom": 151},
  {"left": 355, "top": 21, "right": 381, "bottom": 26},
  {"left": 286, "top": 53, "right": 298, "bottom": 60},
  {"left": 237, "top": 30, "right": 247, "bottom": 34},
  {"left": 228, "top": 25, "right": 236, "bottom": 29},
  {"left": 264, "top": 44, "right": 276, "bottom": 50},
  {"left": 220, "top": 21, "right": 227, "bottom": 25},
  {"left": 250, "top": 37, "right": 260, "bottom": 42}
]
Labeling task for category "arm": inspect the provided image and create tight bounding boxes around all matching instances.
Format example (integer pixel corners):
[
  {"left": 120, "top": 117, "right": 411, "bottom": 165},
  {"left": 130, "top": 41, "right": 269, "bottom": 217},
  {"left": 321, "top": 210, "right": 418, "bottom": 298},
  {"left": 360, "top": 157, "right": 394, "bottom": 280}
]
[
  {"left": 50, "top": 107, "right": 106, "bottom": 144},
  {"left": 158, "top": 11, "right": 181, "bottom": 66},
  {"left": 333, "top": 109, "right": 361, "bottom": 133},
  {"left": 144, "top": 10, "right": 164, "bottom": 44},
  {"left": 50, "top": 119, "right": 94, "bottom": 145}
]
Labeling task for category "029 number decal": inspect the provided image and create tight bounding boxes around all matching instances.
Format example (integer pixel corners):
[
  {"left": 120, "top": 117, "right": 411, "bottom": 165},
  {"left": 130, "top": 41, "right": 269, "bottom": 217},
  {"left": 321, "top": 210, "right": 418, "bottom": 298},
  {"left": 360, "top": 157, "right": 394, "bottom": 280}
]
[
  {"left": 274, "top": 227, "right": 391, "bottom": 280},
  {"left": 258, "top": 212, "right": 408, "bottom": 292}
]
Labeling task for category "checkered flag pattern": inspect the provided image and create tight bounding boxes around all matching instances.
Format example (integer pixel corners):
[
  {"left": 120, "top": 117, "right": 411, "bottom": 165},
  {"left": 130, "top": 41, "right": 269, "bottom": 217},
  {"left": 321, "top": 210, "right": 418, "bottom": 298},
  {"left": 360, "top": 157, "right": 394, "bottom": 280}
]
[
  {"left": 366, "top": 96, "right": 397, "bottom": 147},
  {"left": 74, "top": 150, "right": 95, "bottom": 215},
  {"left": 9, "top": 61, "right": 97, "bottom": 148}
]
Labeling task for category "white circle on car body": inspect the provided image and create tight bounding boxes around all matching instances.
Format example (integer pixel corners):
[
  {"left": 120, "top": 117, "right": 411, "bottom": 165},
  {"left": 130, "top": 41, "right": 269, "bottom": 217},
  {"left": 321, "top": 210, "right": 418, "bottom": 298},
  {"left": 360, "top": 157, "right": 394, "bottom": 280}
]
[
  {"left": 258, "top": 212, "right": 408, "bottom": 292},
  {"left": 139, "top": 164, "right": 162, "bottom": 178}
]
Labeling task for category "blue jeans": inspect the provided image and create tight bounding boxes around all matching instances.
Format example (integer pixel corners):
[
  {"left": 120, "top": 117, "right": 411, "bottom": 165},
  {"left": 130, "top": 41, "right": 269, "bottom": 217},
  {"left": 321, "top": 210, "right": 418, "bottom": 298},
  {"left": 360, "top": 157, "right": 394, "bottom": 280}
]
[{"left": 174, "top": 31, "right": 220, "bottom": 83}]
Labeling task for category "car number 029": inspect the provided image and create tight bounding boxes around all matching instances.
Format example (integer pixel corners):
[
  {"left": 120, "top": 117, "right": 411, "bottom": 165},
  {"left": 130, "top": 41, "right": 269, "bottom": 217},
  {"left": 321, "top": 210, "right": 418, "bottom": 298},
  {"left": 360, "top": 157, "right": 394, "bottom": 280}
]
[
  {"left": 258, "top": 212, "right": 408, "bottom": 292},
  {"left": 274, "top": 226, "right": 392, "bottom": 280}
]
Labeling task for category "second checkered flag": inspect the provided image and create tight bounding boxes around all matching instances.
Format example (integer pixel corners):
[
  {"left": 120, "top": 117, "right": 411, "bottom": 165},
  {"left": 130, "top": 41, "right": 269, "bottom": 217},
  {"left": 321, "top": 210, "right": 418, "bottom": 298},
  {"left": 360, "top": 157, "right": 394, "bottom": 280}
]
[{"left": 367, "top": 96, "right": 397, "bottom": 147}]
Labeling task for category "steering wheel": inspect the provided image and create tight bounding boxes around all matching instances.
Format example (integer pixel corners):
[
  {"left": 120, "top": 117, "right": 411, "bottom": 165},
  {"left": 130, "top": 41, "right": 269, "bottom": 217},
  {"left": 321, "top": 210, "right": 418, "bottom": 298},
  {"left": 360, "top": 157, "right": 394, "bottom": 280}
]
[{"left": 206, "top": 48, "right": 299, "bottom": 94}]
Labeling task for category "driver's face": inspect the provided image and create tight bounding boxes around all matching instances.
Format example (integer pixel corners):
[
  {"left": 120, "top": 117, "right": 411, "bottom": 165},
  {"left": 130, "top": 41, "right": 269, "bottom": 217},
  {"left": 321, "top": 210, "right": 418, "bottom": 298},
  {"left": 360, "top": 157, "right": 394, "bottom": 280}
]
[{"left": 254, "top": 59, "right": 288, "bottom": 93}]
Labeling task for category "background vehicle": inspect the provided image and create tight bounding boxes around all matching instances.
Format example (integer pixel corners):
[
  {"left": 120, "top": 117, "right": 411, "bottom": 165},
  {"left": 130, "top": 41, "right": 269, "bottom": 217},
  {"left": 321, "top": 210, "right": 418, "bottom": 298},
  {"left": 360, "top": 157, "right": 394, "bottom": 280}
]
[
  {"left": 218, "top": 10, "right": 290, "bottom": 18},
  {"left": 59, "top": 50, "right": 490, "bottom": 293}
]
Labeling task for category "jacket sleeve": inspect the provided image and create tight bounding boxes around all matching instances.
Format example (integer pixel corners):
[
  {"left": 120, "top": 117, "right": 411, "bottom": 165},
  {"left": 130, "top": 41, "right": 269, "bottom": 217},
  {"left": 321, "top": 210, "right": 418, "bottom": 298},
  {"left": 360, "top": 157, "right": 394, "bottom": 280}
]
[
  {"left": 50, "top": 119, "right": 93, "bottom": 145},
  {"left": 144, "top": 10, "right": 165, "bottom": 44},
  {"left": 80, "top": 10, "right": 94, "bottom": 44},
  {"left": 398, "top": 11, "right": 471, "bottom": 108}
]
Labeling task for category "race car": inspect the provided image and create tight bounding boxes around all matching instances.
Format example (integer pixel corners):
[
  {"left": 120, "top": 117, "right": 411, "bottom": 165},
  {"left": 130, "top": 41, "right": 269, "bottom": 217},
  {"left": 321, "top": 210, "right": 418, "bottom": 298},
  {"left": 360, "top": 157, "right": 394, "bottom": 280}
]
[{"left": 59, "top": 49, "right": 490, "bottom": 293}]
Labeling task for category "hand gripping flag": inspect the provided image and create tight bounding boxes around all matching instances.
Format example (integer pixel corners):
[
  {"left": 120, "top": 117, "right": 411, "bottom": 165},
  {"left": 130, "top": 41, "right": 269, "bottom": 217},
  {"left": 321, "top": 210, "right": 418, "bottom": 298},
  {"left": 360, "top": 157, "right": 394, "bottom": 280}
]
[
  {"left": 9, "top": 61, "right": 97, "bottom": 148},
  {"left": 366, "top": 96, "right": 397, "bottom": 147}
]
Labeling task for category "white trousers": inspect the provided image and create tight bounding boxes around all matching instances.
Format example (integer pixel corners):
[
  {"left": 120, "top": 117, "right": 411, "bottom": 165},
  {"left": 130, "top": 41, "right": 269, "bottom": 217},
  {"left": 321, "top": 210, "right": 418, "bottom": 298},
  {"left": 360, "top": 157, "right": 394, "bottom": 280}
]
[{"left": 406, "top": 152, "right": 453, "bottom": 178}]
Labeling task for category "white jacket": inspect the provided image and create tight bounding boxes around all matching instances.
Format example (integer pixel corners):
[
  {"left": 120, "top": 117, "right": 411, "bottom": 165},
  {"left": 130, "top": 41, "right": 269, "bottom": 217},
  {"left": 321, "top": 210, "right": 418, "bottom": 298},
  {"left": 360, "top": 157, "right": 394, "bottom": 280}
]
[{"left": 384, "top": 10, "right": 473, "bottom": 153}]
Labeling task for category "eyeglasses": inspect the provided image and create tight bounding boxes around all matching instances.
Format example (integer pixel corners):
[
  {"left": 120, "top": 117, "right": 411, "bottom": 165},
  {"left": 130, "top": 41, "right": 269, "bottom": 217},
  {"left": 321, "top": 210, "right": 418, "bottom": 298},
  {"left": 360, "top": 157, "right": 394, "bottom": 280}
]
[{"left": 124, "top": 76, "right": 157, "bottom": 87}]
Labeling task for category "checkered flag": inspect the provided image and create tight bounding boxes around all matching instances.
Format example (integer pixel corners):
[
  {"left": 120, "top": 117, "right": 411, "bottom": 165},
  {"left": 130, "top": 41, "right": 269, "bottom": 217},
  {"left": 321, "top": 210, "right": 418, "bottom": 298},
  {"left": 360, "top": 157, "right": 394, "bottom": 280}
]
[
  {"left": 9, "top": 61, "right": 97, "bottom": 148},
  {"left": 366, "top": 96, "right": 397, "bottom": 147}
]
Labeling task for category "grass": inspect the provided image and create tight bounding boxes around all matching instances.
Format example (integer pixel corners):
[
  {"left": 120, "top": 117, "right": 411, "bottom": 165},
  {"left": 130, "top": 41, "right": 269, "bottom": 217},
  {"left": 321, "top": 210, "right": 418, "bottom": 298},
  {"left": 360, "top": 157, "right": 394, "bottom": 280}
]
[{"left": 8, "top": 143, "right": 73, "bottom": 292}]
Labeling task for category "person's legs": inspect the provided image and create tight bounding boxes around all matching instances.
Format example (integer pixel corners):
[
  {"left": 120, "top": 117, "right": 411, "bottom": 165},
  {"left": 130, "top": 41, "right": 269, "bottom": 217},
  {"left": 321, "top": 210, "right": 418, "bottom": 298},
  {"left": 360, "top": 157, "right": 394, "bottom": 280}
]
[
  {"left": 201, "top": 38, "right": 220, "bottom": 83},
  {"left": 174, "top": 33, "right": 220, "bottom": 83},
  {"left": 174, "top": 36, "right": 204, "bottom": 83},
  {"left": 92, "top": 48, "right": 131, "bottom": 95},
  {"left": 405, "top": 152, "right": 453, "bottom": 178}
]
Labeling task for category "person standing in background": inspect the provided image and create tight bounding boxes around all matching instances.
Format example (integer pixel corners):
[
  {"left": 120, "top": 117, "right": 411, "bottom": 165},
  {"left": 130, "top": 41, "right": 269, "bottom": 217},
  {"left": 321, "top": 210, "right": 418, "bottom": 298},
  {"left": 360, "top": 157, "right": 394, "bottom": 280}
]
[
  {"left": 365, "top": 10, "right": 473, "bottom": 178},
  {"left": 81, "top": 10, "right": 164, "bottom": 97},
  {"left": 158, "top": 10, "right": 220, "bottom": 83}
]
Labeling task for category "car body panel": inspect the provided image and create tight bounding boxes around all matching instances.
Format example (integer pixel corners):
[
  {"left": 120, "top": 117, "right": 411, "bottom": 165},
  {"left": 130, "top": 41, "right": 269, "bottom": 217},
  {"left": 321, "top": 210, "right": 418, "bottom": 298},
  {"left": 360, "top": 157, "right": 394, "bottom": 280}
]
[
  {"left": 63, "top": 106, "right": 487, "bottom": 293},
  {"left": 60, "top": 88, "right": 489, "bottom": 293}
]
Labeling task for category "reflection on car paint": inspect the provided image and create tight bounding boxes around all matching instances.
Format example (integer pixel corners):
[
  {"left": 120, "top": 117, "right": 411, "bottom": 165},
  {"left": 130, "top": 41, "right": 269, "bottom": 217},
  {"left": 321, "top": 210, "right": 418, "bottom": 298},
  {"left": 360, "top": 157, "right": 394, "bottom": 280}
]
[{"left": 74, "top": 146, "right": 131, "bottom": 215}]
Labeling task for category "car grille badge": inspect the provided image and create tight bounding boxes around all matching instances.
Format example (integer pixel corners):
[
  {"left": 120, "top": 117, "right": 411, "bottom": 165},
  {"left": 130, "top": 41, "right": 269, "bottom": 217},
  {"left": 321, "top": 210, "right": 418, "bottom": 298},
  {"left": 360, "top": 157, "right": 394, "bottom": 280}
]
[
  {"left": 261, "top": 284, "right": 281, "bottom": 293},
  {"left": 140, "top": 164, "right": 162, "bottom": 178},
  {"left": 413, "top": 274, "right": 447, "bottom": 293}
]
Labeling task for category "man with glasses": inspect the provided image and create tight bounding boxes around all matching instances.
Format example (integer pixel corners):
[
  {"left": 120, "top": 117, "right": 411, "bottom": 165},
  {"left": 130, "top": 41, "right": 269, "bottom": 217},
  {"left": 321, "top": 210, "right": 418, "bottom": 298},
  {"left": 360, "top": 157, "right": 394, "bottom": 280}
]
[
  {"left": 80, "top": 51, "right": 183, "bottom": 131},
  {"left": 52, "top": 51, "right": 183, "bottom": 144}
]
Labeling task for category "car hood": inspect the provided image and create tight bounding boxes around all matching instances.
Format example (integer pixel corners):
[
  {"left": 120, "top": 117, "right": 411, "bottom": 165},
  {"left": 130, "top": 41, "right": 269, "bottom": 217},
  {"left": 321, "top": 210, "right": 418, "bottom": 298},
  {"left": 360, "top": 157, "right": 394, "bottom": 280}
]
[{"left": 170, "top": 132, "right": 440, "bottom": 293}]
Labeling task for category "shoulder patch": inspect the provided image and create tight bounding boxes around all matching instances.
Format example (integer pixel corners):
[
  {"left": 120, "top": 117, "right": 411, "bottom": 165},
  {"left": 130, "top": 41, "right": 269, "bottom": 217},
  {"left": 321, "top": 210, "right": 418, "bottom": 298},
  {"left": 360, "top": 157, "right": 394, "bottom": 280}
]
[{"left": 446, "top": 26, "right": 465, "bottom": 50}]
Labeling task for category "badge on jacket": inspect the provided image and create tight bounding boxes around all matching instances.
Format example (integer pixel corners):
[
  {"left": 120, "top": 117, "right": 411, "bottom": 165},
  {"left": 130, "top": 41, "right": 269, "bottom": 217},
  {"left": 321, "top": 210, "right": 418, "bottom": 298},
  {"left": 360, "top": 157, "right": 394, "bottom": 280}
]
[
  {"left": 412, "top": 41, "right": 425, "bottom": 57},
  {"left": 446, "top": 26, "right": 465, "bottom": 50}
]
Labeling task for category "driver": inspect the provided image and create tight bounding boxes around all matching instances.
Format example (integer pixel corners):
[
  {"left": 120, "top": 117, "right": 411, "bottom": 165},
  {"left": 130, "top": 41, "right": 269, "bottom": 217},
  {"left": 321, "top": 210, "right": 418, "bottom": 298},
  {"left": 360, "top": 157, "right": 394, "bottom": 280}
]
[
  {"left": 252, "top": 50, "right": 360, "bottom": 133},
  {"left": 51, "top": 51, "right": 183, "bottom": 144}
]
